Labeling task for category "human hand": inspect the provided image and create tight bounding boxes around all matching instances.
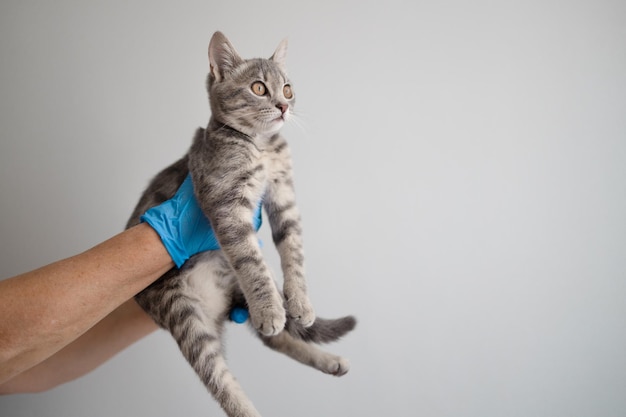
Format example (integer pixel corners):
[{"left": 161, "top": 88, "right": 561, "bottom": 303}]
[{"left": 141, "top": 174, "right": 262, "bottom": 268}]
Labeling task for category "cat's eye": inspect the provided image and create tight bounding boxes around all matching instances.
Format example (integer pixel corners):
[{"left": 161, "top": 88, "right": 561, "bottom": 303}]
[
  {"left": 283, "top": 84, "right": 293, "bottom": 99},
  {"left": 251, "top": 81, "right": 267, "bottom": 96}
]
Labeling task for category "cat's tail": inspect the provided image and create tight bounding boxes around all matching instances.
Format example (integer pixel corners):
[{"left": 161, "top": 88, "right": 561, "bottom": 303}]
[{"left": 285, "top": 315, "right": 357, "bottom": 344}]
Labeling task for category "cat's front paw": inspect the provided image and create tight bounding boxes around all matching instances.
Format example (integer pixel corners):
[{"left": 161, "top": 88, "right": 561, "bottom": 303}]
[
  {"left": 285, "top": 293, "right": 316, "bottom": 328},
  {"left": 250, "top": 301, "right": 286, "bottom": 337}
]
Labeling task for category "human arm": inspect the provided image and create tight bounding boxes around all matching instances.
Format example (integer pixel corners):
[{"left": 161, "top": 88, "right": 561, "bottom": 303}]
[
  {"left": 0, "top": 298, "right": 157, "bottom": 394},
  {"left": 0, "top": 223, "right": 172, "bottom": 385},
  {"left": 0, "top": 174, "right": 262, "bottom": 390}
]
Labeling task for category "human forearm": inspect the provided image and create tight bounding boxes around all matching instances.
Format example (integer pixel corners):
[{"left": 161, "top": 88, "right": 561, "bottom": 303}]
[
  {"left": 0, "top": 299, "right": 157, "bottom": 393},
  {"left": 0, "top": 223, "right": 173, "bottom": 384}
]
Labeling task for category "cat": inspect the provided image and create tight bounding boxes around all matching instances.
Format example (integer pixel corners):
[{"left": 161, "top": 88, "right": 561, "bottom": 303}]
[{"left": 125, "top": 31, "right": 356, "bottom": 417}]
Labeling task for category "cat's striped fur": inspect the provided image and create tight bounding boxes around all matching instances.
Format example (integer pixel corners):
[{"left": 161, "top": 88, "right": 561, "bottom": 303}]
[{"left": 126, "top": 32, "right": 355, "bottom": 417}]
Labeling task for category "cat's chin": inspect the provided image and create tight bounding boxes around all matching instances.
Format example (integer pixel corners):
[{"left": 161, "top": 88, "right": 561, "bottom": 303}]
[
  {"left": 262, "top": 118, "right": 285, "bottom": 134},
  {"left": 272, "top": 118, "right": 285, "bottom": 129}
]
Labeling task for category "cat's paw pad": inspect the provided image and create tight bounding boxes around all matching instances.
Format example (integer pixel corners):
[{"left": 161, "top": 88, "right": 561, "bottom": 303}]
[
  {"left": 250, "top": 303, "right": 286, "bottom": 337},
  {"left": 286, "top": 295, "right": 315, "bottom": 328},
  {"left": 321, "top": 355, "right": 350, "bottom": 377}
]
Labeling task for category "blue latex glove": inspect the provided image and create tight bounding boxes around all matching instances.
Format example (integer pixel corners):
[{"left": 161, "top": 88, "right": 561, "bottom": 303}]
[{"left": 141, "top": 174, "right": 263, "bottom": 268}]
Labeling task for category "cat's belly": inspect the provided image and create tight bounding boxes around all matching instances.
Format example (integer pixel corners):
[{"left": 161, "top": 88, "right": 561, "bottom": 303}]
[{"left": 182, "top": 251, "right": 237, "bottom": 318}]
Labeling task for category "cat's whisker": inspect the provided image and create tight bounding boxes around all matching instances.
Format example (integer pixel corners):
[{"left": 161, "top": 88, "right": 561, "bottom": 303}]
[{"left": 286, "top": 111, "right": 308, "bottom": 134}]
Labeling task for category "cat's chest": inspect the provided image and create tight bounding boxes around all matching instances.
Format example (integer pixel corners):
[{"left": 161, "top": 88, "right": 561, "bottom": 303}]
[{"left": 259, "top": 149, "right": 287, "bottom": 185}]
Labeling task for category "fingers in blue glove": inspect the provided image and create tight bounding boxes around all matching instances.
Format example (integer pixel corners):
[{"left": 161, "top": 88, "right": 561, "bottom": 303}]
[{"left": 141, "top": 174, "right": 263, "bottom": 268}]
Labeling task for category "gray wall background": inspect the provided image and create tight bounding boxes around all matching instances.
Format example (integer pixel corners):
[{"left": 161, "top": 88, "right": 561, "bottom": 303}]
[{"left": 1, "top": 1, "right": 625, "bottom": 416}]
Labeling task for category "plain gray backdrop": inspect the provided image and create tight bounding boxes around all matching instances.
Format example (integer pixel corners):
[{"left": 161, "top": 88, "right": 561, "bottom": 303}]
[{"left": 1, "top": 1, "right": 625, "bottom": 416}]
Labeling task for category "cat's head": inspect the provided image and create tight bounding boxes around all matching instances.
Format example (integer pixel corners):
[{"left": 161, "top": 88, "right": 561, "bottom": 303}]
[{"left": 207, "top": 31, "right": 295, "bottom": 137}]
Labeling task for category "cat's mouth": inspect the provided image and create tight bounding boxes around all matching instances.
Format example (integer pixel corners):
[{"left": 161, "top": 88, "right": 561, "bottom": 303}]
[
  {"left": 273, "top": 114, "right": 286, "bottom": 124},
  {"left": 276, "top": 111, "right": 290, "bottom": 123}
]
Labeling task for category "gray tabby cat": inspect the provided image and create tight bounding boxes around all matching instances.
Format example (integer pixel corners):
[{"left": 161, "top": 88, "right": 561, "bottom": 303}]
[{"left": 125, "top": 31, "right": 355, "bottom": 417}]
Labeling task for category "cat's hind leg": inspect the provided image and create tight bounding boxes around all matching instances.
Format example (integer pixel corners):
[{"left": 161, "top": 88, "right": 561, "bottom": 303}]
[
  {"left": 260, "top": 330, "right": 351, "bottom": 376},
  {"left": 136, "top": 253, "right": 262, "bottom": 417}
]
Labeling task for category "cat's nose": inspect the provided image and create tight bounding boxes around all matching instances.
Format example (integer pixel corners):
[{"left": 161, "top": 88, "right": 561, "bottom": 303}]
[{"left": 276, "top": 103, "right": 288, "bottom": 114}]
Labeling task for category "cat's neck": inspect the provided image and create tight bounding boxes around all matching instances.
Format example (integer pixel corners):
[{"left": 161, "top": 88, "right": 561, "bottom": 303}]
[{"left": 207, "top": 117, "right": 277, "bottom": 148}]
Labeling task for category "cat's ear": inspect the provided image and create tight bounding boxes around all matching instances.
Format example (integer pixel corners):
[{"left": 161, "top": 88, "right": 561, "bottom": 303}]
[
  {"left": 270, "top": 38, "right": 288, "bottom": 73},
  {"left": 208, "top": 31, "right": 243, "bottom": 82}
]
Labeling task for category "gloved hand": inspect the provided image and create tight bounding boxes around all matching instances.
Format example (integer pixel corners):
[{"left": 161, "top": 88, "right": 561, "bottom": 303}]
[{"left": 141, "top": 174, "right": 263, "bottom": 268}]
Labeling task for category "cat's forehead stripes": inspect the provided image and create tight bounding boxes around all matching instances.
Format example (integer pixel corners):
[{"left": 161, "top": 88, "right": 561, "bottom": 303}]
[
  {"left": 232, "top": 59, "right": 286, "bottom": 85},
  {"left": 258, "top": 60, "right": 285, "bottom": 83}
]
